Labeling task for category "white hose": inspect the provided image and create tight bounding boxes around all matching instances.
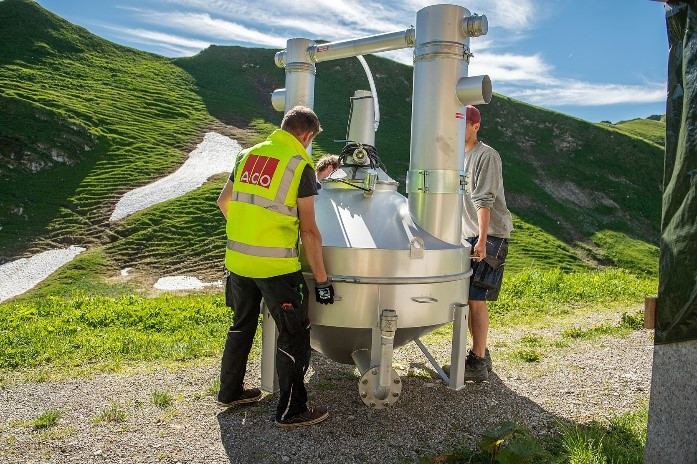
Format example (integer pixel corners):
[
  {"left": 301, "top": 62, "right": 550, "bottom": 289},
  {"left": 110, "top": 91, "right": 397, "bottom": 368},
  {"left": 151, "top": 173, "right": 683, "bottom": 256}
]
[{"left": 356, "top": 55, "right": 380, "bottom": 132}]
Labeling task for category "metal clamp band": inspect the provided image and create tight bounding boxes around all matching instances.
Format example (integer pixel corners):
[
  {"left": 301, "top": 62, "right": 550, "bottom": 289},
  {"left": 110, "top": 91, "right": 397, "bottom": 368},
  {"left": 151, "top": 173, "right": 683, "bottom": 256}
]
[
  {"left": 406, "top": 169, "right": 466, "bottom": 194},
  {"left": 285, "top": 62, "right": 316, "bottom": 74},
  {"left": 414, "top": 41, "right": 468, "bottom": 62}
]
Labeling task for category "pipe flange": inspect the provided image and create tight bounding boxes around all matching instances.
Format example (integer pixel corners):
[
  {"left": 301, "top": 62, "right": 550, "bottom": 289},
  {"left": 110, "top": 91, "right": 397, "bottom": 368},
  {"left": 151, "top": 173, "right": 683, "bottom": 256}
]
[{"left": 358, "top": 368, "right": 402, "bottom": 409}]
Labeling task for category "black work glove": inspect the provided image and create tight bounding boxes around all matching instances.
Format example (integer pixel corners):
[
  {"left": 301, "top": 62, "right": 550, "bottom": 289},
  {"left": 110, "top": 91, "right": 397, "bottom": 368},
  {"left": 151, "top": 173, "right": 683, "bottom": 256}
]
[{"left": 314, "top": 281, "right": 334, "bottom": 305}]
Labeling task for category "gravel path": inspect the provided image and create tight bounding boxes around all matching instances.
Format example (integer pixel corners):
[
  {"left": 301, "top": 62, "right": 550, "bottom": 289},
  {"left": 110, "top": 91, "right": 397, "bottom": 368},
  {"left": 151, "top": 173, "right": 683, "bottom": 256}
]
[{"left": 0, "top": 320, "right": 653, "bottom": 463}]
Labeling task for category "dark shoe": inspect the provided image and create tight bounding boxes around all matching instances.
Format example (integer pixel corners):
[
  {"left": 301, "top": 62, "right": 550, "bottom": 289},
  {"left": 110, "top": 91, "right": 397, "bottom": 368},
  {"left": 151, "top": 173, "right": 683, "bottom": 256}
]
[
  {"left": 484, "top": 348, "right": 493, "bottom": 372},
  {"left": 276, "top": 406, "right": 329, "bottom": 429},
  {"left": 442, "top": 348, "right": 492, "bottom": 376},
  {"left": 463, "top": 350, "right": 489, "bottom": 382},
  {"left": 217, "top": 388, "right": 262, "bottom": 408}
]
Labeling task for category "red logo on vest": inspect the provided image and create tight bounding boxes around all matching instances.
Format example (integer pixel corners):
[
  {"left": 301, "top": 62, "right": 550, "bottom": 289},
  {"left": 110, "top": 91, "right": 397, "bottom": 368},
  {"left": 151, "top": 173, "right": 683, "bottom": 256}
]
[{"left": 239, "top": 154, "right": 279, "bottom": 188}]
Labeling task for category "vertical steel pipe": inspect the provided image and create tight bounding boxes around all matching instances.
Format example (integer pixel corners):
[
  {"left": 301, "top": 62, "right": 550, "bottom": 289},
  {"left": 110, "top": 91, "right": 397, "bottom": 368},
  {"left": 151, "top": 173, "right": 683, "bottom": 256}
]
[
  {"left": 347, "top": 90, "right": 376, "bottom": 146},
  {"left": 283, "top": 38, "right": 316, "bottom": 154},
  {"left": 407, "top": 4, "right": 483, "bottom": 245},
  {"left": 283, "top": 38, "right": 316, "bottom": 110},
  {"left": 378, "top": 309, "right": 397, "bottom": 392}
]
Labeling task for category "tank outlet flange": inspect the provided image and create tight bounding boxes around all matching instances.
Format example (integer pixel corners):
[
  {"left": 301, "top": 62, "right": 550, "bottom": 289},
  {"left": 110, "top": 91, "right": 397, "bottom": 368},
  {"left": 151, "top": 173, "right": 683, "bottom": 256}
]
[{"left": 358, "top": 367, "right": 402, "bottom": 409}]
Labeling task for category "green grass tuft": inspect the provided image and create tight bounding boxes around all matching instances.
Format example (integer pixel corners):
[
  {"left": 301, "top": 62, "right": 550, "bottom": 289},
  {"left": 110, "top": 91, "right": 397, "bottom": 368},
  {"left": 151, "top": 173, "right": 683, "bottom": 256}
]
[
  {"left": 513, "top": 349, "right": 542, "bottom": 363},
  {"left": 94, "top": 402, "right": 127, "bottom": 424},
  {"left": 31, "top": 409, "right": 62, "bottom": 430},
  {"left": 151, "top": 390, "right": 173, "bottom": 409},
  {"left": 207, "top": 378, "right": 221, "bottom": 397},
  {"left": 557, "top": 404, "right": 648, "bottom": 464},
  {"left": 519, "top": 334, "right": 544, "bottom": 347}
]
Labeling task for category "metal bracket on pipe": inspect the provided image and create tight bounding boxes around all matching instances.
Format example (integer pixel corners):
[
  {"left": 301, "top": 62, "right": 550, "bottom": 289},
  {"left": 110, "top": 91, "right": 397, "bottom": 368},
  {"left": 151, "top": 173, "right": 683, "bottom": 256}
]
[
  {"left": 406, "top": 169, "right": 466, "bottom": 194},
  {"left": 409, "top": 237, "right": 425, "bottom": 259}
]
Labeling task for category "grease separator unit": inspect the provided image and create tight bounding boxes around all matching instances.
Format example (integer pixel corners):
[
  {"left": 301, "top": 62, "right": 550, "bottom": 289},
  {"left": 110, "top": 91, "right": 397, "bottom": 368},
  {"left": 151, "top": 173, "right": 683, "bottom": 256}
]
[{"left": 262, "top": 3, "right": 492, "bottom": 408}]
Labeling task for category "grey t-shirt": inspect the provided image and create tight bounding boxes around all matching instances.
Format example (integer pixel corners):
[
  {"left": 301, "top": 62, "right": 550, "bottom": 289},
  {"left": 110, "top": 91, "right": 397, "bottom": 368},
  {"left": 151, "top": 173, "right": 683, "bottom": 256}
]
[{"left": 462, "top": 141, "right": 513, "bottom": 240}]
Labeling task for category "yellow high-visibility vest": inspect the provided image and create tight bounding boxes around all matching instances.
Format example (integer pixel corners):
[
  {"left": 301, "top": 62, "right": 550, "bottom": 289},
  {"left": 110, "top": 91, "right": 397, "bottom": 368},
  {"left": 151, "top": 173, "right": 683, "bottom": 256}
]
[{"left": 225, "top": 129, "right": 315, "bottom": 278}]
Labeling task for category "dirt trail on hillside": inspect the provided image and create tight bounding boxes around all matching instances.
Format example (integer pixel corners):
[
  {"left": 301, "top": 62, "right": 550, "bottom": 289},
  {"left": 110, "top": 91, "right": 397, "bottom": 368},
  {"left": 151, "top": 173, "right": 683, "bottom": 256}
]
[{"left": 0, "top": 324, "right": 653, "bottom": 463}]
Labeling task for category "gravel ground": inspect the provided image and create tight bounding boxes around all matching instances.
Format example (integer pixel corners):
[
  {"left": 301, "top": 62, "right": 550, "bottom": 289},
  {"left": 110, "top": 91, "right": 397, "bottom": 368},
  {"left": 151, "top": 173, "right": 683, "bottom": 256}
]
[{"left": 0, "top": 320, "right": 653, "bottom": 463}]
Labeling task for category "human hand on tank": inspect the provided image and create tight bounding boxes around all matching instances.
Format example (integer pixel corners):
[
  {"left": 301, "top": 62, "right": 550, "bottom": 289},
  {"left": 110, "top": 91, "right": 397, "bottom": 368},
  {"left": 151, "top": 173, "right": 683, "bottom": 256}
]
[
  {"left": 315, "top": 281, "right": 335, "bottom": 304},
  {"left": 472, "top": 240, "right": 487, "bottom": 261}
]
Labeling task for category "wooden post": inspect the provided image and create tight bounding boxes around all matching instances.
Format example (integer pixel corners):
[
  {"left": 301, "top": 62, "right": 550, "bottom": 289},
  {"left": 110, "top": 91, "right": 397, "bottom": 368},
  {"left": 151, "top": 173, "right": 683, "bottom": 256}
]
[{"left": 645, "top": 296, "right": 657, "bottom": 329}]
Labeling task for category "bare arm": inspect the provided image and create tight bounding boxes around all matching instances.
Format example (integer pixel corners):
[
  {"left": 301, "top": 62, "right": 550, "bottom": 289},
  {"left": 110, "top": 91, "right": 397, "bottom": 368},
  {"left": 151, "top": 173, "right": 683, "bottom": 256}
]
[
  {"left": 217, "top": 180, "right": 234, "bottom": 219},
  {"left": 473, "top": 207, "right": 490, "bottom": 260},
  {"left": 297, "top": 196, "right": 328, "bottom": 283}
]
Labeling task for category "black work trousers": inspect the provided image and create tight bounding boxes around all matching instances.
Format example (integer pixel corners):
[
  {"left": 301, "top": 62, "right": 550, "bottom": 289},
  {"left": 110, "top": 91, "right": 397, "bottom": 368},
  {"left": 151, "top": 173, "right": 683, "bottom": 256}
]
[{"left": 218, "top": 270, "right": 311, "bottom": 421}]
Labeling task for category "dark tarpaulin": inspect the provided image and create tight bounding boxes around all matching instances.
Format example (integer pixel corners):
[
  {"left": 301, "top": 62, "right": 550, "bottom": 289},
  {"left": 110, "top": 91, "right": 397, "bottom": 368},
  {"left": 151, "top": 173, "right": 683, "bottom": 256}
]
[{"left": 657, "top": 0, "right": 697, "bottom": 344}]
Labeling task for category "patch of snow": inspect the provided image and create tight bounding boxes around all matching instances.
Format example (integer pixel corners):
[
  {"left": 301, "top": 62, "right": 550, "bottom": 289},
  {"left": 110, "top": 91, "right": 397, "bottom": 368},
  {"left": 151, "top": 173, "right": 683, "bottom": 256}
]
[
  {"left": 0, "top": 246, "right": 86, "bottom": 303},
  {"left": 110, "top": 132, "right": 242, "bottom": 221},
  {"left": 120, "top": 267, "right": 133, "bottom": 277},
  {"left": 153, "top": 276, "right": 221, "bottom": 291}
]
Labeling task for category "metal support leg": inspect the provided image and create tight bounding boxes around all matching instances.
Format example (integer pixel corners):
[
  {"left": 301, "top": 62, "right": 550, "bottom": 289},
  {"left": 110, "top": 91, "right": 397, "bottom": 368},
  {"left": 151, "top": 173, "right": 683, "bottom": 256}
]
[
  {"left": 449, "top": 303, "right": 468, "bottom": 391},
  {"left": 414, "top": 338, "right": 449, "bottom": 383},
  {"left": 260, "top": 301, "right": 279, "bottom": 393}
]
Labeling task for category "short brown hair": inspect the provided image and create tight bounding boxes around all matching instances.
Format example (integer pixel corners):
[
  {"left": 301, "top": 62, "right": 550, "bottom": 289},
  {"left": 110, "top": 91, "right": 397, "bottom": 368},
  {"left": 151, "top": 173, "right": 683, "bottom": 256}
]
[
  {"left": 316, "top": 154, "right": 339, "bottom": 172},
  {"left": 281, "top": 106, "right": 321, "bottom": 137}
]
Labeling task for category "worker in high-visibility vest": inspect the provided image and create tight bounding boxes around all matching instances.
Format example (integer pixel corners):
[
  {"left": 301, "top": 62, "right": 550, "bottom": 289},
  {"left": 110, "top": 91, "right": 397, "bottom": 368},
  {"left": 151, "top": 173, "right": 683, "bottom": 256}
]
[{"left": 216, "top": 106, "right": 334, "bottom": 429}]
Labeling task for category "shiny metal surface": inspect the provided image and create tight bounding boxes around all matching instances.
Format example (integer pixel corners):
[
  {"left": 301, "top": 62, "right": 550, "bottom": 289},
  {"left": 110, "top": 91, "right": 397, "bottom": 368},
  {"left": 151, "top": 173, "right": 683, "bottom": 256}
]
[
  {"left": 462, "top": 13, "right": 488, "bottom": 38},
  {"left": 405, "top": 5, "right": 489, "bottom": 246},
  {"left": 456, "top": 75, "right": 492, "bottom": 106},
  {"left": 347, "top": 90, "right": 376, "bottom": 146},
  {"left": 283, "top": 38, "right": 315, "bottom": 131},
  {"left": 406, "top": 169, "right": 466, "bottom": 194},
  {"left": 357, "top": 366, "right": 401, "bottom": 409},
  {"left": 378, "top": 309, "right": 397, "bottom": 390},
  {"left": 309, "top": 29, "right": 415, "bottom": 63},
  {"left": 449, "top": 303, "right": 468, "bottom": 390},
  {"left": 271, "top": 88, "right": 285, "bottom": 112},
  {"left": 408, "top": 4, "right": 472, "bottom": 245}
]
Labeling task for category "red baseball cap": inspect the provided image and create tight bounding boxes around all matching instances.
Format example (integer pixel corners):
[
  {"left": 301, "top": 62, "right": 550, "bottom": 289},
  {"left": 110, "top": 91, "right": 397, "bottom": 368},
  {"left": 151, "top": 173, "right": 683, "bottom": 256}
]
[{"left": 466, "top": 105, "right": 481, "bottom": 125}]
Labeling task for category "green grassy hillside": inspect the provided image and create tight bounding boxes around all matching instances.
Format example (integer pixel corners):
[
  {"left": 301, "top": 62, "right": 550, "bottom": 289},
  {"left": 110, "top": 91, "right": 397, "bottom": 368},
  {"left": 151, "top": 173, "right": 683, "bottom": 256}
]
[
  {"left": 604, "top": 118, "right": 666, "bottom": 147},
  {"left": 0, "top": 0, "right": 662, "bottom": 291},
  {"left": 0, "top": 0, "right": 210, "bottom": 260}
]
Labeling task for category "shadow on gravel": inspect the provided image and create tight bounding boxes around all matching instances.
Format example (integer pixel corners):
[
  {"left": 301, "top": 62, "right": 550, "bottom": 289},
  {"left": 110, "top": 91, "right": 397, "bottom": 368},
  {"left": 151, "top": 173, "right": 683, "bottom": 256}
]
[{"left": 216, "top": 349, "right": 583, "bottom": 464}]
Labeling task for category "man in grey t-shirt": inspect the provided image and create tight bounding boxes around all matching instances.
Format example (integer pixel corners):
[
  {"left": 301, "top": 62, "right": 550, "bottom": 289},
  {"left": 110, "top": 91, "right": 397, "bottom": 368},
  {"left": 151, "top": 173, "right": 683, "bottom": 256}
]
[{"left": 453, "top": 105, "right": 513, "bottom": 382}]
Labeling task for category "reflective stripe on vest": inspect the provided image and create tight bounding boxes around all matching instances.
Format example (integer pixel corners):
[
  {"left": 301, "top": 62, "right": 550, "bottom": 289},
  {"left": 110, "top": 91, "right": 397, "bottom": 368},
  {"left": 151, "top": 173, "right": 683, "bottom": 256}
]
[
  {"left": 227, "top": 239, "right": 298, "bottom": 258},
  {"left": 274, "top": 155, "right": 304, "bottom": 204},
  {"left": 230, "top": 191, "right": 298, "bottom": 217}
]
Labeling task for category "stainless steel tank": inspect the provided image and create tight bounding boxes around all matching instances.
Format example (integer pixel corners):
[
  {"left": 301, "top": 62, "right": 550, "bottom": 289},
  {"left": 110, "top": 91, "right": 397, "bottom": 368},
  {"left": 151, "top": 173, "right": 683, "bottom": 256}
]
[{"left": 265, "top": 3, "right": 492, "bottom": 408}]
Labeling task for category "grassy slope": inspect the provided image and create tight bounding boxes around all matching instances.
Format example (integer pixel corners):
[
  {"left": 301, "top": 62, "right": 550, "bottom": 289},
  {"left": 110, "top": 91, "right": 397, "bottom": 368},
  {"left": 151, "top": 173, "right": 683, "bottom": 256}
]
[
  {"left": 611, "top": 118, "right": 666, "bottom": 147},
  {"left": 0, "top": 0, "right": 662, "bottom": 286},
  {"left": 0, "top": 0, "right": 210, "bottom": 261}
]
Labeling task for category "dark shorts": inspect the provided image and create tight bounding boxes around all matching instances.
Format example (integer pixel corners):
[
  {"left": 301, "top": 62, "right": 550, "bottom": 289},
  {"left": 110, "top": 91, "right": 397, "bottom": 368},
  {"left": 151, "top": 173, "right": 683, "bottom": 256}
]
[{"left": 466, "top": 236, "right": 509, "bottom": 301}]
